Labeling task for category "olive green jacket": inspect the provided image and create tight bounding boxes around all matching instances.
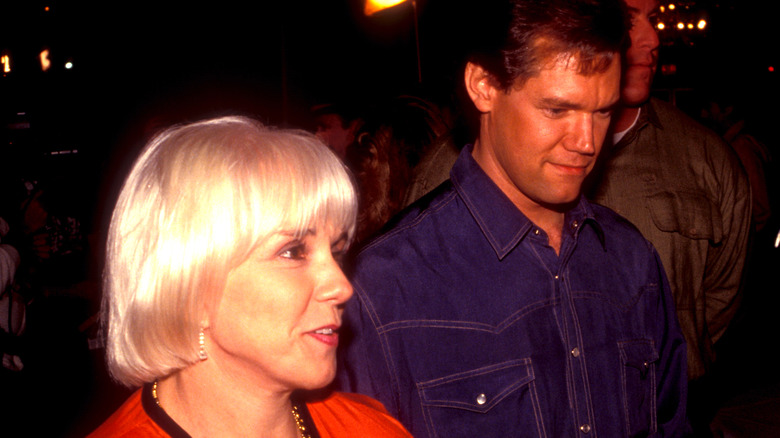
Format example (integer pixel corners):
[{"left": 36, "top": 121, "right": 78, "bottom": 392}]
[{"left": 588, "top": 98, "right": 752, "bottom": 380}]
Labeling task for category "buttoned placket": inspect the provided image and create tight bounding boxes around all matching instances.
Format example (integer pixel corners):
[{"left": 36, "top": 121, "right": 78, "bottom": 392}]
[{"left": 559, "top": 217, "right": 597, "bottom": 436}]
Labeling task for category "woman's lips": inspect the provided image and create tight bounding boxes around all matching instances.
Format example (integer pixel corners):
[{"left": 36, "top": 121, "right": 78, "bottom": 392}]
[{"left": 307, "top": 326, "right": 339, "bottom": 347}]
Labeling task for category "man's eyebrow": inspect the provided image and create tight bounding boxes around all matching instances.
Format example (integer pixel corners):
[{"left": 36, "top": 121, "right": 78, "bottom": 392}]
[
  {"left": 538, "top": 97, "right": 583, "bottom": 110},
  {"left": 538, "top": 96, "right": 620, "bottom": 112}
]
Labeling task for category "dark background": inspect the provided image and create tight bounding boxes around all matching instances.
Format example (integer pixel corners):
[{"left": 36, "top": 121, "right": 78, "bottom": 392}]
[
  {"left": 2, "top": 0, "right": 777, "bottom": 231},
  {"left": 1, "top": 1, "right": 778, "bottom": 436}
]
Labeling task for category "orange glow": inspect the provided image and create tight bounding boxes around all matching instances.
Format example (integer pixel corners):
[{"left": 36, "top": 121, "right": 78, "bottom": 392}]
[
  {"left": 1, "top": 55, "right": 10, "bottom": 73},
  {"left": 364, "top": 0, "right": 407, "bottom": 15},
  {"left": 668, "top": 3, "right": 676, "bottom": 10},
  {"left": 657, "top": 22, "right": 665, "bottom": 30},
  {"left": 697, "top": 20, "right": 707, "bottom": 30},
  {"left": 661, "top": 64, "right": 677, "bottom": 75},
  {"left": 677, "top": 22, "right": 684, "bottom": 29},
  {"left": 40, "top": 49, "right": 51, "bottom": 71}
]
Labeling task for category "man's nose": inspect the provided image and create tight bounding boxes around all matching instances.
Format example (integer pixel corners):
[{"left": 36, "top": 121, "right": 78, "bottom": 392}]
[
  {"left": 566, "top": 115, "right": 596, "bottom": 155},
  {"left": 635, "top": 17, "right": 660, "bottom": 51}
]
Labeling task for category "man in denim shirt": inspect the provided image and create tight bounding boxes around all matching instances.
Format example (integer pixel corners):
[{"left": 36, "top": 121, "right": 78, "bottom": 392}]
[{"left": 338, "top": 0, "right": 688, "bottom": 436}]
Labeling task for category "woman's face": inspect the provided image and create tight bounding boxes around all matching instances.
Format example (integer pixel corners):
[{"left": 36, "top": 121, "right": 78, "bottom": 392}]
[{"left": 205, "top": 223, "right": 353, "bottom": 392}]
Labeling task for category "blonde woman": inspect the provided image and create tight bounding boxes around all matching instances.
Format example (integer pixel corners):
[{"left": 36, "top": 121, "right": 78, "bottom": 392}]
[{"left": 89, "top": 116, "right": 410, "bottom": 437}]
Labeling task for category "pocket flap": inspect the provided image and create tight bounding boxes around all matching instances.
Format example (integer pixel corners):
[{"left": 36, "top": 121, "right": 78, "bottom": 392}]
[
  {"left": 618, "top": 339, "right": 659, "bottom": 378},
  {"left": 417, "top": 359, "right": 534, "bottom": 413},
  {"left": 645, "top": 191, "right": 722, "bottom": 243}
]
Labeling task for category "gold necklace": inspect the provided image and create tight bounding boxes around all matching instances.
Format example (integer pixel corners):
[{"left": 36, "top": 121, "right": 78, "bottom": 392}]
[
  {"left": 291, "top": 403, "right": 312, "bottom": 438},
  {"left": 151, "top": 380, "right": 311, "bottom": 438}
]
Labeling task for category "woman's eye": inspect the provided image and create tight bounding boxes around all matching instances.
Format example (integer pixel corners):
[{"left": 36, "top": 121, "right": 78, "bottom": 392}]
[
  {"left": 280, "top": 243, "right": 306, "bottom": 260},
  {"left": 332, "top": 249, "right": 347, "bottom": 266}
]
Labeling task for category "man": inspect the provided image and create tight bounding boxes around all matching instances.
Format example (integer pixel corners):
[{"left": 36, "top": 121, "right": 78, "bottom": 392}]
[
  {"left": 586, "top": 0, "right": 751, "bottom": 382},
  {"left": 338, "top": 0, "right": 688, "bottom": 436}
]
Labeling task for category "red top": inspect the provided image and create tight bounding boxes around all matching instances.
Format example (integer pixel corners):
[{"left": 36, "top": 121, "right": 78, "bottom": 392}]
[{"left": 88, "top": 386, "right": 411, "bottom": 438}]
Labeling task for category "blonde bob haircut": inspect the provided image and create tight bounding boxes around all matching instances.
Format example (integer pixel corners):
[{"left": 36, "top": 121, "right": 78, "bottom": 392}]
[{"left": 103, "top": 116, "right": 357, "bottom": 387}]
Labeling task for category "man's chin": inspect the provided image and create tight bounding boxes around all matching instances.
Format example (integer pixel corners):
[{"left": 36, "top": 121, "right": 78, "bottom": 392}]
[{"left": 621, "top": 85, "right": 651, "bottom": 107}]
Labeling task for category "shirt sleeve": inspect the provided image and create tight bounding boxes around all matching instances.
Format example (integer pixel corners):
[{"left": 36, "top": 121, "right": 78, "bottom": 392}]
[
  {"left": 703, "top": 135, "right": 752, "bottom": 344},
  {"left": 336, "top": 281, "right": 401, "bottom": 420}
]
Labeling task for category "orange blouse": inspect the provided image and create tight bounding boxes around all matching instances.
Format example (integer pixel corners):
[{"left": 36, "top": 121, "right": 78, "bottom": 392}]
[{"left": 88, "top": 386, "right": 411, "bottom": 437}]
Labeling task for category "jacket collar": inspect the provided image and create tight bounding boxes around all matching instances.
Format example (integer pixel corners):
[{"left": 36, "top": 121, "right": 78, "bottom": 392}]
[{"left": 614, "top": 98, "right": 663, "bottom": 151}]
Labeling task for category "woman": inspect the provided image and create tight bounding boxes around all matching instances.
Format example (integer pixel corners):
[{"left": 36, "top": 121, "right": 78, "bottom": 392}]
[{"left": 89, "top": 116, "right": 410, "bottom": 437}]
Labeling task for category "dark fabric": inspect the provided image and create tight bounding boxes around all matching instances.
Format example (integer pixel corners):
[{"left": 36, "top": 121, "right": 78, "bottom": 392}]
[{"left": 338, "top": 145, "right": 689, "bottom": 437}]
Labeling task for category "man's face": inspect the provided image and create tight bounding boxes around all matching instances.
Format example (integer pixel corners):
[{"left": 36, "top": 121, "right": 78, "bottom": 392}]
[
  {"left": 622, "top": 0, "right": 660, "bottom": 106},
  {"left": 470, "top": 56, "right": 621, "bottom": 213}
]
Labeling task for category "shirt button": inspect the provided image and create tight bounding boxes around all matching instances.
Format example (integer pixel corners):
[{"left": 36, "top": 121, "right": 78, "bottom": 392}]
[
  {"left": 580, "top": 424, "right": 591, "bottom": 433},
  {"left": 533, "top": 229, "right": 540, "bottom": 235},
  {"left": 571, "top": 347, "right": 580, "bottom": 357},
  {"left": 572, "top": 220, "right": 579, "bottom": 229},
  {"left": 476, "top": 393, "right": 487, "bottom": 405}
]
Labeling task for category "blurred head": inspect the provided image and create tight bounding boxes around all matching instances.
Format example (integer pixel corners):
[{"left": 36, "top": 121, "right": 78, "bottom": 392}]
[
  {"left": 621, "top": 0, "right": 660, "bottom": 107},
  {"left": 466, "top": 0, "right": 629, "bottom": 92},
  {"left": 313, "top": 103, "right": 363, "bottom": 158},
  {"left": 348, "top": 96, "right": 450, "bottom": 241},
  {"left": 104, "top": 116, "right": 357, "bottom": 387}
]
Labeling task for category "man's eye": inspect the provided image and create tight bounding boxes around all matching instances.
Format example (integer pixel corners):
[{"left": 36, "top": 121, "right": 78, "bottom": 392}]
[
  {"left": 596, "top": 108, "right": 613, "bottom": 119},
  {"left": 544, "top": 108, "right": 566, "bottom": 118}
]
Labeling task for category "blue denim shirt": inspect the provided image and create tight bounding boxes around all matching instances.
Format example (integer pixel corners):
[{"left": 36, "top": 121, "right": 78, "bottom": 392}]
[{"left": 337, "top": 146, "right": 688, "bottom": 437}]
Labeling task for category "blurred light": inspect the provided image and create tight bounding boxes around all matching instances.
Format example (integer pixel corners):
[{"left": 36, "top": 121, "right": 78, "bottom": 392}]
[
  {"left": 660, "top": 5, "right": 665, "bottom": 12},
  {"left": 697, "top": 20, "right": 707, "bottom": 30},
  {"left": 668, "top": 3, "right": 676, "bottom": 10},
  {"left": 687, "top": 23, "right": 694, "bottom": 29},
  {"left": 677, "top": 22, "right": 685, "bottom": 29},
  {"left": 661, "top": 64, "right": 677, "bottom": 75},
  {"left": 1, "top": 54, "right": 10, "bottom": 73},
  {"left": 770, "top": 66, "right": 775, "bottom": 72},
  {"left": 40, "top": 49, "right": 51, "bottom": 71},
  {"left": 65, "top": 61, "right": 73, "bottom": 69},
  {"left": 364, "top": 0, "right": 407, "bottom": 15},
  {"left": 45, "top": 6, "right": 50, "bottom": 12},
  {"left": 657, "top": 22, "right": 666, "bottom": 30}
]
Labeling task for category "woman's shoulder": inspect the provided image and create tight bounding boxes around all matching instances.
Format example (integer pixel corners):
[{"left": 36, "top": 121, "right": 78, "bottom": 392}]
[{"left": 306, "top": 391, "right": 412, "bottom": 437}]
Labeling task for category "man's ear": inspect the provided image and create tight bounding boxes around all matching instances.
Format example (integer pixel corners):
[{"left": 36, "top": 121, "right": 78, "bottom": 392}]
[{"left": 464, "top": 62, "right": 498, "bottom": 114}]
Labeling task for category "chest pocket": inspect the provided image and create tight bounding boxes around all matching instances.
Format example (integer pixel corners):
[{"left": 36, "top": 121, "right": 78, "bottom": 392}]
[
  {"left": 645, "top": 190, "right": 722, "bottom": 243},
  {"left": 417, "top": 359, "right": 546, "bottom": 438}
]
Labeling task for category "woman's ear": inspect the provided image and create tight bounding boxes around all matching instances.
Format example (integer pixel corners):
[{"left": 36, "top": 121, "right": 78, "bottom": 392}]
[{"left": 464, "top": 62, "right": 498, "bottom": 114}]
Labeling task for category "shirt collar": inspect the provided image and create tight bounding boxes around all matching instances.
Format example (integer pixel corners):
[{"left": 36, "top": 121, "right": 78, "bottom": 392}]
[
  {"left": 614, "top": 99, "right": 662, "bottom": 150},
  {"left": 450, "top": 145, "right": 604, "bottom": 259}
]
